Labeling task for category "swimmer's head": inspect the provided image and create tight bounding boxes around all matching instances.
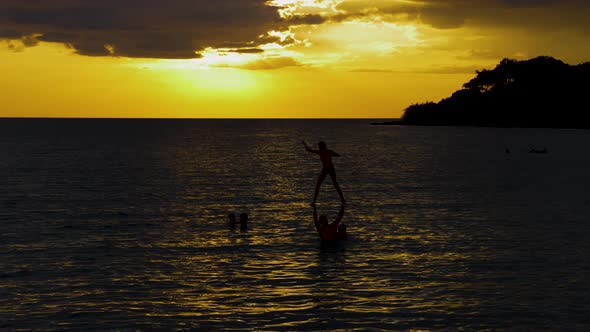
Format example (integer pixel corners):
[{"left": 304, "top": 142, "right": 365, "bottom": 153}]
[
  {"left": 228, "top": 213, "right": 237, "bottom": 228},
  {"left": 240, "top": 213, "right": 248, "bottom": 230},
  {"left": 318, "top": 141, "right": 326, "bottom": 150},
  {"left": 319, "top": 215, "right": 329, "bottom": 226}
]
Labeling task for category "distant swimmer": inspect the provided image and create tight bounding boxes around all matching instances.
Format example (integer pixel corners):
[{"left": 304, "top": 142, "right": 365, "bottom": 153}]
[
  {"left": 302, "top": 140, "right": 345, "bottom": 206},
  {"left": 529, "top": 148, "right": 548, "bottom": 154},
  {"left": 313, "top": 203, "right": 347, "bottom": 241},
  {"left": 239, "top": 212, "right": 248, "bottom": 232},
  {"left": 228, "top": 213, "right": 237, "bottom": 230}
]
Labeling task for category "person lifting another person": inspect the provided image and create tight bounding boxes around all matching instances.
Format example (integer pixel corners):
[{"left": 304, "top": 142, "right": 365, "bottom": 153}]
[{"left": 313, "top": 203, "right": 347, "bottom": 241}]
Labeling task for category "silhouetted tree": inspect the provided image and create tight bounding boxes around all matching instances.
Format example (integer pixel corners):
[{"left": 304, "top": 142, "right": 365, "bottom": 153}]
[{"left": 401, "top": 56, "right": 590, "bottom": 128}]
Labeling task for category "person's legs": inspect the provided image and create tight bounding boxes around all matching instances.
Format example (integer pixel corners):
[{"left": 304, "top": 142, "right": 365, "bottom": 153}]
[
  {"left": 312, "top": 171, "right": 327, "bottom": 205},
  {"left": 329, "top": 171, "right": 345, "bottom": 204}
]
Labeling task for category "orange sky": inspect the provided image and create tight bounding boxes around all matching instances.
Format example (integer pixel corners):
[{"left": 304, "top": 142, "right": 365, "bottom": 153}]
[{"left": 1, "top": 0, "right": 590, "bottom": 118}]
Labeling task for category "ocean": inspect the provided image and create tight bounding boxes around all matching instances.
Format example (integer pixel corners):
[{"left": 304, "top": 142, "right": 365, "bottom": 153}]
[{"left": 1, "top": 119, "right": 590, "bottom": 331}]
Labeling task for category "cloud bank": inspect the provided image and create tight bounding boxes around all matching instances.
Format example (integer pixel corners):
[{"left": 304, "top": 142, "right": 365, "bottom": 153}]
[
  {"left": 334, "top": 0, "right": 590, "bottom": 32},
  {"left": 0, "top": 0, "right": 313, "bottom": 58},
  {"left": 1, "top": 0, "right": 589, "bottom": 60}
]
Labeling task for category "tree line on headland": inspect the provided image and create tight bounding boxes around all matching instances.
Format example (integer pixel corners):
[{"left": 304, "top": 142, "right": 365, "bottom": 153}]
[{"left": 384, "top": 56, "right": 590, "bottom": 128}]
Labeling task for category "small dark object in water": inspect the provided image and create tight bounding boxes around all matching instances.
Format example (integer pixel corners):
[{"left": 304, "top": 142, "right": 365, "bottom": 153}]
[
  {"left": 239, "top": 213, "right": 248, "bottom": 231},
  {"left": 529, "top": 148, "right": 548, "bottom": 154},
  {"left": 118, "top": 212, "right": 129, "bottom": 217},
  {"left": 228, "top": 213, "right": 237, "bottom": 230}
]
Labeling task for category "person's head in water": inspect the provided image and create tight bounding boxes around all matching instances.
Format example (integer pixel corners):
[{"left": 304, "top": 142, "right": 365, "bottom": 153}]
[
  {"left": 240, "top": 213, "right": 248, "bottom": 231},
  {"left": 228, "top": 213, "right": 236, "bottom": 228},
  {"left": 318, "top": 141, "right": 326, "bottom": 151},
  {"left": 319, "top": 215, "right": 329, "bottom": 227}
]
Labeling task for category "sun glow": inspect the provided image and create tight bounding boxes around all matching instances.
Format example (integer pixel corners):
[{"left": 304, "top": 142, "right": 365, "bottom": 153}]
[{"left": 133, "top": 59, "right": 261, "bottom": 97}]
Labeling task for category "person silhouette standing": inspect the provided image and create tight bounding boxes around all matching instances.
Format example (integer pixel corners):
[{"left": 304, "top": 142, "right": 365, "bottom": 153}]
[{"left": 303, "top": 140, "right": 345, "bottom": 206}]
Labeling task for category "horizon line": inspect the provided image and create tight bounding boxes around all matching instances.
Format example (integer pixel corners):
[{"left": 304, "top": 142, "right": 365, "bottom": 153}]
[{"left": 0, "top": 117, "right": 401, "bottom": 120}]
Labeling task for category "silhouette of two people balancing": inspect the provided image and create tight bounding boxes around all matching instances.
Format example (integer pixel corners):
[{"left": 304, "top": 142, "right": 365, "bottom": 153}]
[
  {"left": 303, "top": 140, "right": 347, "bottom": 241},
  {"left": 302, "top": 140, "right": 346, "bottom": 206}
]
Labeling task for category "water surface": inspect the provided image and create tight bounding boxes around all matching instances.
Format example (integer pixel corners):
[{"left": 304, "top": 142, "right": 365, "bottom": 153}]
[{"left": 1, "top": 119, "right": 589, "bottom": 331}]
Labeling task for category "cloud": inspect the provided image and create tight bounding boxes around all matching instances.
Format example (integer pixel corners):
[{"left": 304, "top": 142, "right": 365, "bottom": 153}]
[
  {"left": 333, "top": 0, "right": 590, "bottom": 32},
  {"left": 0, "top": 0, "right": 313, "bottom": 59},
  {"left": 350, "top": 65, "right": 483, "bottom": 74},
  {"left": 213, "top": 56, "right": 302, "bottom": 70},
  {"left": 0, "top": 31, "right": 41, "bottom": 52},
  {"left": 238, "top": 56, "right": 302, "bottom": 70},
  {"left": 225, "top": 48, "right": 265, "bottom": 54},
  {"left": 2, "top": 0, "right": 589, "bottom": 62}
]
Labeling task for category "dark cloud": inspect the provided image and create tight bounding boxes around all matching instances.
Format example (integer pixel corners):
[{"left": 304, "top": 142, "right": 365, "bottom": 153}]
[
  {"left": 0, "top": 0, "right": 302, "bottom": 58},
  {"left": 0, "top": 30, "right": 41, "bottom": 51},
  {"left": 224, "top": 48, "right": 265, "bottom": 54},
  {"left": 335, "top": 0, "right": 590, "bottom": 31},
  {"left": 285, "top": 14, "right": 326, "bottom": 25},
  {"left": 3, "top": 0, "right": 588, "bottom": 59}
]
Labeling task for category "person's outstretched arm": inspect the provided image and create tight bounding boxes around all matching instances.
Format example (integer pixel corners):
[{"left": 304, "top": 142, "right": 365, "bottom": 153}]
[
  {"left": 302, "top": 141, "right": 319, "bottom": 154},
  {"left": 331, "top": 150, "right": 341, "bottom": 157},
  {"left": 332, "top": 203, "right": 345, "bottom": 227}
]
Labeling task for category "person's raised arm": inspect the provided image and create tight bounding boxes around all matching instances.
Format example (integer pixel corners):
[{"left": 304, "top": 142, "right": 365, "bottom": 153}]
[
  {"left": 332, "top": 203, "right": 345, "bottom": 227},
  {"left": 313, "top": 205, "right": 320, "bottom": 232},
  {"left": 302, "top": 140, "right": 319, "bottom": 154}
]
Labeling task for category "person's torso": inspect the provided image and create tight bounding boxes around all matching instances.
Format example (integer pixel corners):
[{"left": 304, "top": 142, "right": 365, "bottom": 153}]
[
  {"left": 320, "top": 224, "right": 338, "bottom": 241},
  {"left": 319, "top": 150, "right": 334, "bottom": 168}
]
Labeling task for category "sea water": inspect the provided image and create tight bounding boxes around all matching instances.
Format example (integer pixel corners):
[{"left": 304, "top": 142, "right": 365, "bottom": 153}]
[{"left": 1, "top": 119, "right": 590, "bottom": 331}]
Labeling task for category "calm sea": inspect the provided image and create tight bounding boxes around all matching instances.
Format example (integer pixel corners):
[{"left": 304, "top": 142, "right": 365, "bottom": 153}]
[{"left": 1, "top": 119, "right": 590, "bottom": 331}]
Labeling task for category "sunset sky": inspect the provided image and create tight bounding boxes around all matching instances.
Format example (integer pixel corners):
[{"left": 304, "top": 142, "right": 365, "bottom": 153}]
[{"left": 2, "top": 0, "right": 590, "bottom": 118}]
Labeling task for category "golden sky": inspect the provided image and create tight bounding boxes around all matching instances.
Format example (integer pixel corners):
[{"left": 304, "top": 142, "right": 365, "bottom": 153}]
[{"left": 2, "top": 0, "right": 590, "bottom": 118}]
